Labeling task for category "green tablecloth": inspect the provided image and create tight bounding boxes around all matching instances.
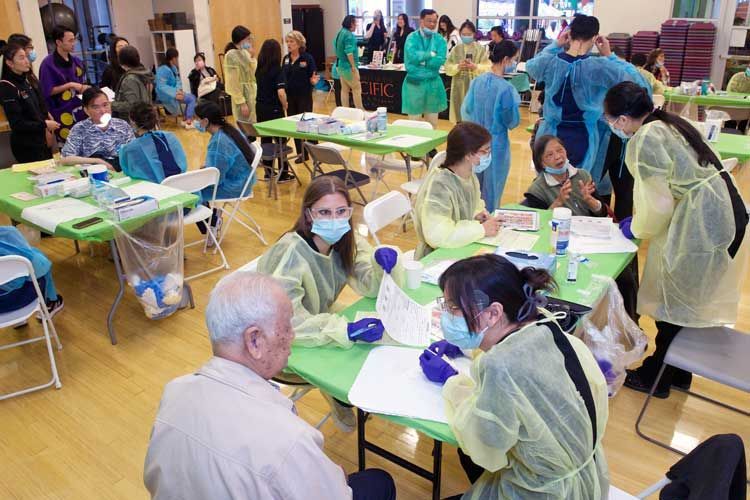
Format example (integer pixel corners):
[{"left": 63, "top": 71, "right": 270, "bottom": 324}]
[
  {"left": 253, "top": 118, "right": 448, "bottom": 158},
  {"left": 664, "top": 90, "right": 750, "bottom": 107},
  {"left": 287, "top": 206, "right": 637, "bottom": 446},
  {"left": 0, "top": 168, "right": 198, "bottom": 242}
]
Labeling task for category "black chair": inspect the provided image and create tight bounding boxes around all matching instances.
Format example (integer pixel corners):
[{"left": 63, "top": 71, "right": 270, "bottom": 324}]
[{"left": 236, "top": 121, "right": 299, "bottom": 200}]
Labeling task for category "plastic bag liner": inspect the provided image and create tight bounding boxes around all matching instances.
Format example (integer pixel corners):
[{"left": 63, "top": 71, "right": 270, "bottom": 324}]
[
  {"left": 113, "top": 208, "right": 185, "bottom": 320},
  {"left": 574, "top": 277, "right": 647, "bottom": 397}
]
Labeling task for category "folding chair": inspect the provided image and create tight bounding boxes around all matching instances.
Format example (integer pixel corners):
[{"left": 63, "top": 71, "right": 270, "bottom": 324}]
[
  {"left": 366, "top": 119, "right": 433, "bottom": 198},
  {"left": 721, "top": 157, "right": 739, "bottom": 173},
  {"left": 305, "top": 143, "right": 371, "bottom": 205},
  {"left": 363, "top": 191, "right": 414, "bottom": 245},
  {"left": 319, "top": 107, "right": 366, "bottom": 161},
  {"left": 401, "top": 150, "right": 446, "bottom": 199},
  {"left": 0, "top": 255, "right": 62, "bottom": 400},
  {"left": 236, "top": 121, "right": 299, "bottom": 200},
  {"left": 635, "top": 326, "right": 750, "bottom": 458},
  {"left": 214, "top": 142, "right": 267, "bottom": 246},
  {"left": 161, "top": 167, "right": 230, "bottom": 281},
  {"left": 652, "top": 94, "right": 666, "bottom": 110}
]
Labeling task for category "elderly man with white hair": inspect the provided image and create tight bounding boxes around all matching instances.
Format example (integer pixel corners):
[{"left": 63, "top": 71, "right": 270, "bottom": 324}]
[{"left": 144, "top": 271, "right": 397, "bottom": 499}]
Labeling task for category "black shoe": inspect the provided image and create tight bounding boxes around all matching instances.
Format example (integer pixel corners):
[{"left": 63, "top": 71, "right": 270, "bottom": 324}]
[
  {"left": 672, "top": 371, "right": 692, "bottom": 391},
  {"left": 294, "top": 156, "right": 307, "bottom": 164},
  {"left": 36, "top": 295, "right": 64, "bottom": 321},
  {"left": 624, "top": 369, "right": 670, "bottom": 399},
  {"left": 277, "top": 172, "right": 296, "bottom": 183}
]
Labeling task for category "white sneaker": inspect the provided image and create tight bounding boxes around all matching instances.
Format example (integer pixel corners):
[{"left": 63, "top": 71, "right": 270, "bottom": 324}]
[{"left": 321, "top": 392, "right": 356, "bottom": 433}]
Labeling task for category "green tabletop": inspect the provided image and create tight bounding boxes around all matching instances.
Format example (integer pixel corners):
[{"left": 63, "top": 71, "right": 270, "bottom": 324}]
[
  {"left": 664, "top": 90, "right": 750, "bottom": 107},
  {"left": 0, "top": 168, "right": 198, "bottom": 242},
  {"left": 287, "top": 206, "right": 637, "bottom": 446},
  {"left": 253, "top": 118, "right": 448, "bottom": 158}
]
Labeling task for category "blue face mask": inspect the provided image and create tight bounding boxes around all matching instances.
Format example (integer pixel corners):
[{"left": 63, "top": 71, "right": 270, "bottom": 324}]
[
  {"left": 461, "top": 35, "right": 474, "bottom": 44},
  {"left": 27, "top": 50, "right": 37, "bottom": 63},
  {"left": 608, "top": 121, "right": 632, "bottom": 140},
  {"left": 474, "top": 153, "right": 491, "bottom": 174},
  {"left": 241, "top": 42, "right": 251, "bottom": 50},
  {"left": 544, "top": 160, "right": 569, "bottom": 175},
  {"left": 745, "top": 67, "right": 750, "bottom": 78},
  {"left": 311, "top": 218, "right": 351, "bottom": 245},
  {"left": 505, "top": 61, "right": 517, "bottom": 73},
  {"left": 422, "top": 27, "right": 435, "bottom": 37},
  {"left": 440, "top": 311, "right": 486, "bottom": 350}
]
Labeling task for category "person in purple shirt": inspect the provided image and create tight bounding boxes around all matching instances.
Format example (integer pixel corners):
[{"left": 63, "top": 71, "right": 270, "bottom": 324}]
[{"left": 39, "top": 25, "right": 89, "bottom": 143}]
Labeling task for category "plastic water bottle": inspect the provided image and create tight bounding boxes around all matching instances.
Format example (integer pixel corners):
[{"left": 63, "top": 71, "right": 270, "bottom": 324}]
[
  {"left": 377, "top": 107, "right": 388, "bottom": 133},
  {"left": 90, "top": 179, "right": 106, "bottom": 205},
  {"left": 551, "top": 207, "right": 572, "bottom": 256}
]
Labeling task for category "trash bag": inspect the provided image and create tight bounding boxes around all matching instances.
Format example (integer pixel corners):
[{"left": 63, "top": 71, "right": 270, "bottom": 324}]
[
  {"left": 574, "top": 277, "right": 648, "bottom": 397},
  {"left": 114, "top": 208, "right": 185, "bottom": 320}
]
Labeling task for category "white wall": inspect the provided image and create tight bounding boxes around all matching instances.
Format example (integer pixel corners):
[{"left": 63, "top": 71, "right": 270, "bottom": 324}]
[
  {"left": 432, "top": 0, "right": 477, "bottom": 28},
  {"left": 191, "top": 0, "right": 214, "bottom": 67},
  {"left": 593, "top": 0, "right": 672, "bottom": 35},
  {"left": 110, "top": 0, "right": 156, "bottom": 68},
  {"left": 18, "top": 0, "right": 48, "bottom": 75}
]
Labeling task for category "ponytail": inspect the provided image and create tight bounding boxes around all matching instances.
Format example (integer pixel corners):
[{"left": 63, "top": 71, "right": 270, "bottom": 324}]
[
  {"left": 648, "top": 108, "right": 722, "bottom": 171},
  {"left": 488, "top": 39, "right": 518, "bottom": 64},
  {"left": 195, "top": 100, "right": 256, "bottom": 168}
]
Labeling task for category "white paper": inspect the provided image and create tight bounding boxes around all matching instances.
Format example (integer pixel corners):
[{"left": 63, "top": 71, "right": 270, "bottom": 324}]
[
  {"left": 376, "top": 134, "right": 430, "bottom": 148},
  {"left": 479, "top": 228, "right": 539, "bottom": 249},
  {"left": 420, "top": 259, "right": 455, "bottom": 285},
  {"left": 569, "top": 230, "right": 638, "bottom": 254},
  {"left": 122, "top": 182, "right": 186, "bottom": 201},
  {"left": 356, "top": 300, "right": 443, "bottom": 343},
  {"left": 570, "top": 216, "right": 613, "bottom": 239},
  {"left": 348, "top": 346, "right": 472, "bottom": 423},
  {"left": 21, "top": 198, "right": 101, "bottom": 233},
  {"left": 283, "top": 112, "right": 329, "bottom": 121},
  {"left": 11, "top": 192, "right": 39, "bottom": 201},
  {"left": 100, "top": 86, "right": 116, "bottom": 101},
  {"left": 494, "top": 209, "right": 540, "bottom": 231},
  {"left": 376, "top": 274, "right": 432, "bottom": 346},
  {"left": 730, "top": 28, "right": 747, "bottom": 48}
]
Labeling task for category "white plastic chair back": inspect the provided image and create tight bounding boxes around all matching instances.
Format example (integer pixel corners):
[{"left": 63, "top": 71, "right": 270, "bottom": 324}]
[
  {"left": 392, "top": 119, "right": 433, "bottom": 130},
  {"left": 236, "top": 256, "right": 261, "bottom": 273},
  {"left": 722, "top": 157, "right": 739, "bottom": 173},
  {"left": 652, "top": 94, "right": 665, "bottom": 110},
  {"left": 516, "top": 61, "right": 527, "bottom": 73},
  {"left": 162, "top": 167, "right": 221, "bottom": 203},
  {"left": 363, "top": 191, "right": 412, "bottom": 245},
  {"left": 0, "top": 255, "right": 34, "bottom": 287},
  {"left": 429, "top": 150, "right": 447, "bottom": 170},
  {"left": 331, "top": 106, "right": 365, "bottom": 122}
]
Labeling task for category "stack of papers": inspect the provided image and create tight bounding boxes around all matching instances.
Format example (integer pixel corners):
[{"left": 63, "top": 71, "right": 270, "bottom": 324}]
[
  {"left": 420, "top": 259, "right": 455, "bottom": 285},
  {"left": 571, "top": 216, "right": 613, "bottom": 239},
  {"left": 479, "top": 228, "right": 539, "bottom": 249},
  {"left": 11, "top": 159, "right": 56, "bottom": 173},
  {"left": 376, "top": 135, "right": 430, "bottom": 148},
  {"left": 21, "top": 198, "right": 102, "bottom": 233}
]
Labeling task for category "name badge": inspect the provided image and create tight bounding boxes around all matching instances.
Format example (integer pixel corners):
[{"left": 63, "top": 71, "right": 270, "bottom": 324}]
[{"left": 300, "top": 61, "right": 307, "bottom": 68}]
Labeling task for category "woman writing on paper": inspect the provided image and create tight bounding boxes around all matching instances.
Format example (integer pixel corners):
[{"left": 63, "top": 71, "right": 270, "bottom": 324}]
[
  {"left": 420, "top": 254, "right": 609, "bottom": 498},
  {"left": 460, "top": 40, "right": 521, "bottom": 211},
  {"left": 444, "top": 20, "right": 489, "bottom": 124},
  {"left": 257, "top": 176, "right": 400, "bottom": 431},
  {"left": 413, "top": 122, "right": 501, "bottom": 259},
  {"left": 604, "top": 82, "right": 748, "bottom": 398}
]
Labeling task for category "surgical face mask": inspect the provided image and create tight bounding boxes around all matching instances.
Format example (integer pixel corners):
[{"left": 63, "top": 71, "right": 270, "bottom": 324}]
[
  {"left": 745, "top": 67, "right": 750, "bottom": 78},
  {"left": 241, "top": 42, "right": 252, "bottom": 50},
  {"left": 474, "top": 152, "right": 491, "bottom": 174},
  {"left": 654, "top": 61, "right": 663, "bottom": 68},
  {"left": 27, "top": 50, "right": 37, "bottom": 63},
  {"left": 194, "top": 119, "right": 207, "bottom": 133},
  {"left": 505, "top": 61, "right": 517, "bottom": 73},
  {"left": 608, "top": 120, "right": 633, "bottom": 140},
  {"left": 461, "top": 35, "right": 474, "bottom": 44},
  {"left": 311, "top": 218, "right": 351, "bottom": 245},
  {"left": 96, "top": 113, "right": 112, "bottom": 129},
  {"left": 422, "top": 27, "right": 435, "bottom": 37},
  {"left": 544, "top": 160, "right": 569, "bottom": 175},
  {"left": 440, "top": 311, "right": 487, "bottom": 350}
]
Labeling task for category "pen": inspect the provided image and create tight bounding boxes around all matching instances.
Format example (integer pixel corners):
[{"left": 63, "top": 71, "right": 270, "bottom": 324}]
[{"left": 349, "top": 321, "right": 379, "bottom": 339}]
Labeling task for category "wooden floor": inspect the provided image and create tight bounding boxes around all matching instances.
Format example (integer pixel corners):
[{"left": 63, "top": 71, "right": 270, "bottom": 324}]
[{"left": 1, "top": 93, "right": 749, "bottom": 499}]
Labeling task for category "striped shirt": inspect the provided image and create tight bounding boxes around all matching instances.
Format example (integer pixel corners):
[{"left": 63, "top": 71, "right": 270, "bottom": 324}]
[{"left": 61, "top": 117, "right": 134, "bottom": 159}]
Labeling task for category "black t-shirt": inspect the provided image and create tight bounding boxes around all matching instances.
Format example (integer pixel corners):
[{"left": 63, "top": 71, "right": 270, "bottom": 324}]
[
  {"left": 366, "top": 23, "right": 387, "bottom": 50},
  {"left": 282, "top": 52, "right": 317, "bottom": 96},
  {"left": 255, "top": 66, "right": 286, "bottom": 108}
]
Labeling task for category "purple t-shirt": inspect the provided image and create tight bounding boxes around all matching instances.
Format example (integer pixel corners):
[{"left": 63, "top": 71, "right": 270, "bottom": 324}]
[{"left": 39, "top": 51, "right": 87, "bottom": 142}]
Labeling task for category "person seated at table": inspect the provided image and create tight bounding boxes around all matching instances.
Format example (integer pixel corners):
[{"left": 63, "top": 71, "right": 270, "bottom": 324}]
[
  {"left": 60, "top": 87, "right": 134, "bottom": 171},
  {"left": 257, "top": 176, "right": 400, "bottom": 431},
  {"left": 156, "top": 47, "right": 196, "bottom": 128},
  {"left": 644, "top": 48, "right": 670, "bottom": 86},
  {"left": 413, "top": 122, "right": 501, "bottom": 259},
  {"left": 525, "top": 135, "right": 609, "bottom": 216},
  {"left": 421, "top": 254, "right": 608, "bottom": 498},
  {"left": 119, "top": 102, "right": 187, "bottom": 183},
  {"left": 0, "top": 226, "right": 64, "bottom": 321},
  {"left": 144, "top": 271, "right": 397, "bottom": 500},
  {"left": 631, "top": 53, "right": 665, "bottom": 96},
  {"left": 445, "top": 20, "right": 489, "bottom": 124},
  {"left": 461, "top": 40, "right": 521, "bottom": 212},
  {"left": 111, "top": 45, "right": 154, "bottom": 120}
]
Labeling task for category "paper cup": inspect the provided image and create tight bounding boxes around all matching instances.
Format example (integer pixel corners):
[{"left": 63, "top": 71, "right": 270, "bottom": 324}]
[
  {"left": 403, "top": 260, "right": 424, "bottom": 290},
  {"left": 87, "top": 165, "right": 109, "bottom": 182}
]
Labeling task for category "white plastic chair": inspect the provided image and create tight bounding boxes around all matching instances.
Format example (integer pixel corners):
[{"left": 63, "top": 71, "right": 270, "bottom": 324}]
[
  {"left": 401, "top": 150, "right": 446, "bottom": 198},
  {"left": 214, "top": 142, "right": 267, "bottom": 246},
  {"left": 236, "top": 255, "right": 261, "bottom": 273},
  {"left": 721, "top": 157, "right": 739, "bottom": 173},
  {"left": 0, "top": 255, "right": 62, "bottom": 400},
  {"left": 363, "top": 190, "right": 415, "bottom": 257},
  {"left": 162, "top": 167, "right": 230, "bottom": 281},
  {"left": 319, "top": 107, "right": 366, "bottom": 160},
  {"left": 367, "top": 119, "right": 433, "bottom": 198},
  {"left": 652, "top": 94, "right": 666, "bottom": 110}
]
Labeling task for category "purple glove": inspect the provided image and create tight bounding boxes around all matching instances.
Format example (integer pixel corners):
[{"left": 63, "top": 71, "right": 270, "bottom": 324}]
[
  {"left": 347, "top": 318, "right": 384, "bottom": 343},
  {"left": 428, "top": 340, "right": 463, "bottom": 359},
  {"left": 374, "top": 247, "right": 398, "bottom": 274},
  {"left": 619, "top": 216, "right": 634, "bottom": 240},
  {"left": 419, "top": 349, "right": 458, "bottom": 384}
]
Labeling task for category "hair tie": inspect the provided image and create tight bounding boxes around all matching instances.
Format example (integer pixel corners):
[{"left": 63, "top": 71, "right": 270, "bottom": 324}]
[{"left": 516, "top": 283, "right": 548, "bottom": 322}]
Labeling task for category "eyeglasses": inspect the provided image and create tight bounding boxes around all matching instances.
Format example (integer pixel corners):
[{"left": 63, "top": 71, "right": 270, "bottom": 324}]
[
  {"left": 436, "top": 296, "right": 462, "bottom": 314},
  {"left": 437, "top": 290, "right": 490, "bottom": 314},
  {"left": 307, "top": 206, "right": 353, "bottom": 220}
]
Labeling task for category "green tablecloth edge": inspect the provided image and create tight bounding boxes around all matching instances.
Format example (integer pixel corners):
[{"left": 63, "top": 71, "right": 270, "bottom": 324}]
[{"left": 663, "top": 90, "right": 750, "bottom": 107}]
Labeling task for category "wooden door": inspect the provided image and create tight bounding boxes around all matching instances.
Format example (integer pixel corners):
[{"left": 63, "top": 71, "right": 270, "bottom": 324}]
[
  {"left": 209, "top": 0, "right": 282, "bottom": 77},
  {"left": 0, "top": 0, "right": 24, "bottom": 36}
]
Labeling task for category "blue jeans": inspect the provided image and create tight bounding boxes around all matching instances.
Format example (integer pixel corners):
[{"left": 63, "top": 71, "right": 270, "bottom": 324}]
[{"left": 182, "top": 93, "right": 196, "bottom": 120}]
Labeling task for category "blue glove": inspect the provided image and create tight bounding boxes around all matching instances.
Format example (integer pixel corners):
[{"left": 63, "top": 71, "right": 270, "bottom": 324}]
[
  {"left": 619, "top": 216, "right": 634, "bottom": 240},
  {"left": 419, "top": 349, "right": 458, "bottom": 384},
  {"left": 347, "top": 318, "right": 384, "bottom": 343},
  {"left": 374, "top": 247, "right": 398, "bottom": 274},
  {"left": 428, "top": 340, "right": 463, "bottom": 359}
]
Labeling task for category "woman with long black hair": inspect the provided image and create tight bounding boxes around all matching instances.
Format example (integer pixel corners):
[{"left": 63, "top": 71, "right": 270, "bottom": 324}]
[
  {"left": 604, "top": 81, "right": 748, "bottom": 398},
  {"left": 391, "top": 13, "right": 413, "bottom": 64},
  {"left": 101, "top": 36, "right": 129, "bottom": 89}
]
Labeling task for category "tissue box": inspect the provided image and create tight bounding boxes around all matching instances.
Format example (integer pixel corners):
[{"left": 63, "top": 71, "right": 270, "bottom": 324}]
[
  {"left": 33, "top": 182, "right": 64, "bottom": 198},
  {"left": 109, "top": 196, "right": 159, "bottom": 221},
  {"left": 296, "top": 117, "right": 322, "bottom": 133},
  {"left": 495, "top": 248, "right": 557, "bottom": 274},
  {"left": 318, "top": 118, "right": 344, "bottom": 135}
]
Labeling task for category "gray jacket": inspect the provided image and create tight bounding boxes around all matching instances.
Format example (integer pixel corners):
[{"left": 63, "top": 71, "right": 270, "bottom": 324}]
[{"left": 112, "top": 66, "right": 154, "bottom": 118}]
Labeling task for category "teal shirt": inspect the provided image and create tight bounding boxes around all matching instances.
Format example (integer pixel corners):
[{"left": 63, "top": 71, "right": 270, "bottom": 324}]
[{"left": 334, "top": 28, "right": 358, "bottom": 80}]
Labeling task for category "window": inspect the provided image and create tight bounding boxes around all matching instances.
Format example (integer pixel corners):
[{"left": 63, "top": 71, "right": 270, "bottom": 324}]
[
  {"left": 476, "top": 0, "right": 594, "bottom": 36},
  {"left": 672, "top": 0, "right": 720, "bottom": 19},
  {"left": 347, "top": 0, "right": 429, "bottom": 35}
]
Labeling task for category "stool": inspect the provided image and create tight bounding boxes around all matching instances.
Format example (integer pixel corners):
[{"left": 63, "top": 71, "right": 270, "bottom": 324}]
[{"left": 635, "top": 326, "right": 750, "bottom": 456}]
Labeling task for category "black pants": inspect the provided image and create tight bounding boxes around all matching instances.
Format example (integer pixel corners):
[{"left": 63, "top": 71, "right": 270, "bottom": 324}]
[
  {"left": 602, "top": 134, "right": 635, "bottom": 221},
  {"left": 11, "top": 135, "right": 52, "bottom": 164},
  {"left": 256, "top": 102, "right": 290, "bottom": 176},
  {"left": 633, "top": 321, "right": 692, "bottom": 391},
  {"left": 442, "top": 449, "right": 484, "bottom": 499},
  {"left": 287, "top": 92, "right": 317, "bottom": 159},
  {"left": 348, "top": 469, "right": 397, "bottom": 500},
  {"left": 0, "top": 277, "right": 48, "bottom": 313}
]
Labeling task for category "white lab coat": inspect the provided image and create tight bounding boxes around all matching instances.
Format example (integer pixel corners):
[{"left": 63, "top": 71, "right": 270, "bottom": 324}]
[{"left": 144, "top": 356, "right": 352, "bottom": 500}]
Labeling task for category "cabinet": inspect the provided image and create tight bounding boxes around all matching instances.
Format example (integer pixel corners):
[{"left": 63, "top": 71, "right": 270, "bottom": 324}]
[
  {"left": 150, "top": 30, "right": 197, "bottom": 91},
  {"left": 292, "top": 6, "right": 325, "bottom": 69}
]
